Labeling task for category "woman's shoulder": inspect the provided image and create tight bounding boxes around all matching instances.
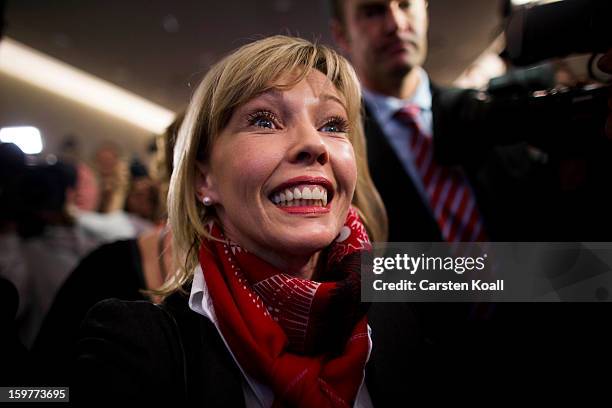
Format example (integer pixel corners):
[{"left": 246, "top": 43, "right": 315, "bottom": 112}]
[
  {"left": 79, "top": 297, "right": 186, "bottom": 352},
  {"left": 74, "top": 298, "right": 186, "bottom": 402},
  {"left": 85, "top": 297, "right": 161, "bottom": 320},
  {"left": 74, "top": 294, "right": 244, "bottom": 404}
]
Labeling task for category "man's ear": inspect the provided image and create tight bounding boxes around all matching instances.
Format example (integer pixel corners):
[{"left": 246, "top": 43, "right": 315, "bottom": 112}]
[
  {"left": 195, "top": 161, "right": 219, "bottom": 204},
  {"left": 331, "top": 19, "right": 350, "bottom": 55}
]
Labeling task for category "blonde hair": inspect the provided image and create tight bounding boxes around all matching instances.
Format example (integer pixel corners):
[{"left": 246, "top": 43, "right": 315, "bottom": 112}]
[{"left": 161, "top": 35, "right": 387, "bottom": 297}]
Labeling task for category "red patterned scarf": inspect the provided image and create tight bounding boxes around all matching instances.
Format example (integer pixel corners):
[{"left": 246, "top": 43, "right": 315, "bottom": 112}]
[{"left": 199, "top": 207, "right": 371, "bottom": 408}]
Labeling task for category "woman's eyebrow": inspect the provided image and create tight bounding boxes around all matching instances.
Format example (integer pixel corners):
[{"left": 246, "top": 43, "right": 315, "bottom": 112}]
[
  {"left": 254, "top": 90, "right": 344, "bottom": 106},
  {"left": 240, "top": 90, "right": 346, "bottom": 115},
  {"left": 320, "top": 93, "right": 347, "bottom": 111},
  {"left": 238, "top": 89, "right": 288, "bottom": 113},
  {"left": 250, "top": 88, "right": 284, "bottom": 104},
  {"left": 237, "top": 89, "right": 285, "bottom": 112}
]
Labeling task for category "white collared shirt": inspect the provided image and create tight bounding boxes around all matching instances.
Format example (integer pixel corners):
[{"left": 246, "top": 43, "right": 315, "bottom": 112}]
[
  {"left": 362, "top": 66, "right": 434, "bottom": 210},
  {"left": 188, "top": 265, "right": 374, "bottom": 408}
]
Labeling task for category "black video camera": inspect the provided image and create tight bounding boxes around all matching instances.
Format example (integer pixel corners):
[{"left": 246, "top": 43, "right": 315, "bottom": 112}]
[
  {"left": 435, "top": 0, "right": 612, "bottom": 242},
  {"left": 453, "top": 0, "right": 612, "bottom": 155},
  {"left": 505, "top": 0, "right": 611, "bottom": 67}
]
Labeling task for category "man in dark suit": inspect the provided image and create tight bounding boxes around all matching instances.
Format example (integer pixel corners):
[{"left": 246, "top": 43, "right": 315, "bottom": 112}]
[
  {"left": 327, "top": 3, "right": 612, "bottom": 395},
  {"left": 330, "top": 0, "right": 550, "bottom": 243},
  {"left": 326, "top": 2, "right": 562, "bottom": 394}
]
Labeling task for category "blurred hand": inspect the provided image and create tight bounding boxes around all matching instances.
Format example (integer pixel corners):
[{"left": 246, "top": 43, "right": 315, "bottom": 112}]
[{"left": 598, "top": 50, "right": 612, "bottom": 138}]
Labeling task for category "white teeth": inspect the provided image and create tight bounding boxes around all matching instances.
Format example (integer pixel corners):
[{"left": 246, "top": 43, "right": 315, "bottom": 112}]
[
  {"left": 312, "top": 187, "right": 321, "bottom": 200},
  {"left": 270, "top": 184, "right": 331, "bottom": 207},
  {"left": 285, "top": 189, "right": 293, "bottom": 201}
]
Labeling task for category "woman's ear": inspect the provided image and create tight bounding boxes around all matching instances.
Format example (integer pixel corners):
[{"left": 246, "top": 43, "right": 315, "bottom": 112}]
[{"left": 195, "top": 161, "right": 219, "bottom": 205}]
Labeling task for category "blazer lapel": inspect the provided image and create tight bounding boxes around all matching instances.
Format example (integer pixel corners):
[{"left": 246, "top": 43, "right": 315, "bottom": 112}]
[
  {"left": 165, "top": 291, "right": 246, "bottom": 407},
  {"left": 363, "top": 101, "right": 442, "bottom": 242}
]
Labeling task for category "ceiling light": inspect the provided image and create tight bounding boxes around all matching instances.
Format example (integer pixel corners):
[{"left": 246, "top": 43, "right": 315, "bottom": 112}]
[
  {"left": 511, "top": 0, "right": 564, "bottom": 6},
  {"left": 0, "top": 126, "right": 43, "bottom": 154},
  {"left": 0, "top": 37, "right": 175, "bottom": 134}
]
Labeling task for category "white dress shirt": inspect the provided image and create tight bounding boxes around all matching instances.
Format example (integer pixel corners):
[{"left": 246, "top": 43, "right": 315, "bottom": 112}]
[{"left": 188, "top": 265, "right": 374, "bottom": 408}]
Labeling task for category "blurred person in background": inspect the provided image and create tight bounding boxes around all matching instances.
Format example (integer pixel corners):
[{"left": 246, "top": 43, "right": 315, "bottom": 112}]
[
  {"left": 12, "top": 161, "right": 98, "bottom": 348},
  {"left": 58, "top": 135, "right": 100, "bottom": 212},
  {"left": 330, "top": 0, "right": 486, "bottom": 243},
  {"left": 94, "top": 141, "right": 128, "bottom": 213},
  {"left": 0, "top": 143, "right": 28, "bottom": 309},
  {"left": 330, "top": 0, "right": 551, "bottom": 243},
  {"left": 32, "top": 116, "right": 180, "bottom": 385},
  {"left": 74, "top": 142, "right": 147, "bottom": 242},
  {"left": 0, "top": 142, "right": 31, "bottom": 385},
  {"left": 123, "top": 157, "right": 160, "bottom": 235}
]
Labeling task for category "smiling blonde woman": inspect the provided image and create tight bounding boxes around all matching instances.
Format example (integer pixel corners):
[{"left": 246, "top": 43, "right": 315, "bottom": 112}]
[
  {"left": 168, "top": 35, "right": 387, "bottom": 282},
  {"left": 74, "top": 35, "right": 388, "bottom": 407}
]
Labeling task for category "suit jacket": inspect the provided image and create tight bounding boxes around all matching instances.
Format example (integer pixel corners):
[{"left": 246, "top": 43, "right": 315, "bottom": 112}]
[{"left": 364, "top": 84, "right": 554, "bottom": 242}]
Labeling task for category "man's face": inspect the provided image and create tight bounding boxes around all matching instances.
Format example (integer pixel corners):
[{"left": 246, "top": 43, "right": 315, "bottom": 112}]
[{"left": 334, "top": 0, "right": 429, "bottom": 86}]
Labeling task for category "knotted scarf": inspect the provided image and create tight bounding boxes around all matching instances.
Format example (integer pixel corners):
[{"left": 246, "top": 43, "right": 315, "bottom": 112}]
[{"left": 199, "top": 207, "right": 371, "bottom": 408}]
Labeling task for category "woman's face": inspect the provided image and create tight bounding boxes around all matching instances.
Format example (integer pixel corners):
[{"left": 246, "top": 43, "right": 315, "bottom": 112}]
[{"left": 197, "top": 69, "right": 357, "bottom": 266}]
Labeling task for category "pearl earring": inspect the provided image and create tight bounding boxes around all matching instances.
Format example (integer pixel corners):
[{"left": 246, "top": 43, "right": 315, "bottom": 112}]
[{"left": 202, "top": 196, "right": 213, "bottom": 206}]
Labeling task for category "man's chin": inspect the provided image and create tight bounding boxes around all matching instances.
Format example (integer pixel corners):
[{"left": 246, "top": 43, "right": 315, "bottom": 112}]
[
  {"left": 383, "top": 61, "right": 414, "bottom": 79},
  {"left": 385, "top": 51, "right": 424, "bottom": 74}
]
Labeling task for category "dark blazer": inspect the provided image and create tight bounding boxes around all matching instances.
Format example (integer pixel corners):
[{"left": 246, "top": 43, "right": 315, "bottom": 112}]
[
  {"left": 73, "top": 292, "right": 243, "bottom": 405},
  {"left": 73, "top": 291, "right": 501, "bottom": 406},
  {"left": 73, "top": 290, "right": 612, "bottom": 405},
  {"left": 364, "top": 84, "right": 554, "bottom": 242}
]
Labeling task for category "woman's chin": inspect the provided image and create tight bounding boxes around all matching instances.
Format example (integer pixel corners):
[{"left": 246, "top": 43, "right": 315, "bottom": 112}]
[{"left": 273, "top": 230, "right": 337, "bottom": 256}]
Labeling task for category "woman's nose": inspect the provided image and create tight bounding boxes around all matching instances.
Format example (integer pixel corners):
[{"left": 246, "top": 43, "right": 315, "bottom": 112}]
[{"left": 289, "top": 126, "right": 330, "bottom": 166}]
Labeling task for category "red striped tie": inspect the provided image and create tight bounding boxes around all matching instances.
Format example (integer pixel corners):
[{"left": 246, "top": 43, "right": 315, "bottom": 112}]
[{"left": 395, "top": 105, "right": 488, "bottom": 242}]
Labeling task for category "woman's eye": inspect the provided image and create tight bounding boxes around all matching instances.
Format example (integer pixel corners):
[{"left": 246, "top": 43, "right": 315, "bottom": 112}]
[
  {"left": 248, "top": 111, "right": 278, "bottom": 129},
  {"left": 320, "top": 117, "right": 349, "bottom": 133},
  {"left": 253, "top": 117, "right": 274, "bottom": 129}
]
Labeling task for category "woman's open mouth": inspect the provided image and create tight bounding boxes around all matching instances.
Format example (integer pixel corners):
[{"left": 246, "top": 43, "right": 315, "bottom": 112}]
[{"left": 268, "top": 177, "right": 334, "bottom": 213}]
